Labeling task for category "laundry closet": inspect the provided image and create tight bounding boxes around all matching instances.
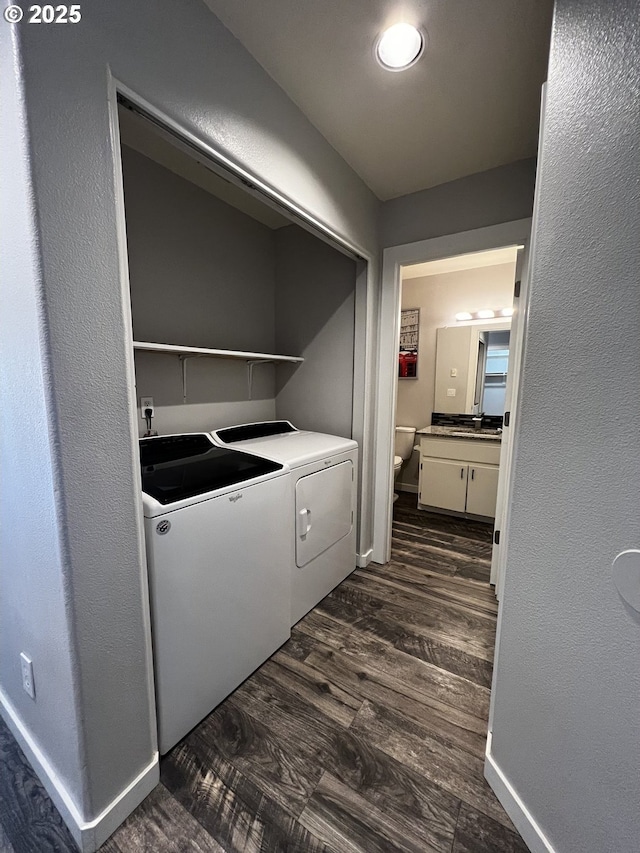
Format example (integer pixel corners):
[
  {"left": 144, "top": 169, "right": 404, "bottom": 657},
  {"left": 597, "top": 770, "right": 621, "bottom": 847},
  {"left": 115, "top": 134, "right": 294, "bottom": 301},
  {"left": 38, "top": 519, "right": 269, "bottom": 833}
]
[
  {"left": 117, "top": 104, "right": 362, "bottom": 753},
  {"left": 117, "top": 105, "right": 358, "bottom": 442}
]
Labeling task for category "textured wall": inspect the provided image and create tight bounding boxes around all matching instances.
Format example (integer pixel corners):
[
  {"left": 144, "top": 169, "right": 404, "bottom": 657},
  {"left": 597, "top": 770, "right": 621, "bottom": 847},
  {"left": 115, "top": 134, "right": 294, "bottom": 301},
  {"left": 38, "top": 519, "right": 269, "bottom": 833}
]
[
  {"left": 10, "top": 0, "right": 378, "bottom": 833},
  {"left": 0, "top": 21, "right": 85, "bottom": 813},
  {"left": 490, "top": 1, "right": 640, "bottom": 850},
  {"left": 122, "top": 146, "right": 278, "bottom": 434},
  {"left": 123, "top": 146, "right": 277, "bottom": 352},
  {"left": 381, "top": 158, "right": 536, "bottom": 249},
  {"left": 275, "top": 226, "right": 356, "bottom": 437}
]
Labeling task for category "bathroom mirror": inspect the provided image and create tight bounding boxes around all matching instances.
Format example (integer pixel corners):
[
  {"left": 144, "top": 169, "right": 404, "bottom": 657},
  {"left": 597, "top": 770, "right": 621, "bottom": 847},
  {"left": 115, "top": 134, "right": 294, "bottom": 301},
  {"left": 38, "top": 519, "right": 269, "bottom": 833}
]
[{"left": 434, "top": 322, "right": 510, "bottom": 415}]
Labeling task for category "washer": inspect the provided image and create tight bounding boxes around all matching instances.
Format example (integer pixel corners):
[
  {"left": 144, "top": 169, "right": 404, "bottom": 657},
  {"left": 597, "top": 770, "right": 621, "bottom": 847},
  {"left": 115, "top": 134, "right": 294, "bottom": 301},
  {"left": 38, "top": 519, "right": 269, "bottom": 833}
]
[
  {"left": 140, "top": 433, "right": 292, "bottom": 753},
  {"left": 210, "top": 421, "right": 358, "bottom": 625}
]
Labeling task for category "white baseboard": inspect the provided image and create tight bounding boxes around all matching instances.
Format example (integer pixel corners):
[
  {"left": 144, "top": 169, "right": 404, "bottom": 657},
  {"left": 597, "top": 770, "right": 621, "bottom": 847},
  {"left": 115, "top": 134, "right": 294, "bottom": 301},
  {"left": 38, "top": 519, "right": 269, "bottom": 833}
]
[
  {"left": 357, "top": 548, "right": 373, "bottom": 568},
  {"left": 485, "top": 732, "right": 556, "bottom": 853},
  {"left": 396, "top": 483, "right": 418, "bottom": 494},
  {"left": 0, "top": 687, "right": 159, "bottom": 852}
]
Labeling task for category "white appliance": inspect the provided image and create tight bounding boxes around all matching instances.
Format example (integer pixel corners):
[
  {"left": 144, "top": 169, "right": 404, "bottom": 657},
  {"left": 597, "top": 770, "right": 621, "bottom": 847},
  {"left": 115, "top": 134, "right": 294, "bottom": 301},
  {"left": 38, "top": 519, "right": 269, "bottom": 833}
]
[
  {"left": 140, "top": 433, "right": 292, "bottom": 753},
  {"left": 210, "top": 421, "right": 358, "bottom": 625},
  {"left": 394, "top": 425, "right": 416, "bottom": 502}
]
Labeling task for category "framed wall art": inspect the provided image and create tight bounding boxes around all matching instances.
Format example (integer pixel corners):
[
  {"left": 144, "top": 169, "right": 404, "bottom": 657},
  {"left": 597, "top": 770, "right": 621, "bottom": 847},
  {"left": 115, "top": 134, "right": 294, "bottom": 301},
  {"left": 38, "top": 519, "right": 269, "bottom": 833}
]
[{"left": 399, "top": 308, "right": 419, "bottom": 379}]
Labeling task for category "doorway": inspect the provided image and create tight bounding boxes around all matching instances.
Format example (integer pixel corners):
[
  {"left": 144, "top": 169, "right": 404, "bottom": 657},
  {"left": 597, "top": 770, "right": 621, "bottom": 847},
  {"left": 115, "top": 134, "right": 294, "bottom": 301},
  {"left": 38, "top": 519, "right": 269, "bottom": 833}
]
[{"left": 373, "top": 220, "right": 532, "bottom": 597}]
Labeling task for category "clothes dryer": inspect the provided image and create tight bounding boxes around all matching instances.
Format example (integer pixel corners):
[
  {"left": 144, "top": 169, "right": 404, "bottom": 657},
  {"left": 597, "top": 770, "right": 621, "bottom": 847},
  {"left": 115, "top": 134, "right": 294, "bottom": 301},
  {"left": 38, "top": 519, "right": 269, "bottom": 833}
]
[{"left": 210, "top": 421, "right": 358, "bottom": 625}]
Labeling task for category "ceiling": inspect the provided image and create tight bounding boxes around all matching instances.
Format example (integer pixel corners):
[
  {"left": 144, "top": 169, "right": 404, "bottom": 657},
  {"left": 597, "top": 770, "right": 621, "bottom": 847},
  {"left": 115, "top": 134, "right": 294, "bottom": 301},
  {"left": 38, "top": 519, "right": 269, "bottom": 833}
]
[
  {"left": 203, "top": 0, "right": 554, "bottom": 201},
  {"left": 402, "top": 246, "right": 519, "bottom": 279}
]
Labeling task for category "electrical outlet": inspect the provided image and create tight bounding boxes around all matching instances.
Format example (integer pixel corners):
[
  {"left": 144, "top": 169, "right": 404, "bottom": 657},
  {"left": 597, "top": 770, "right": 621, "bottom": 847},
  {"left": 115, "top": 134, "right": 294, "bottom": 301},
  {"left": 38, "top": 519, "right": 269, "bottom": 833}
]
[
  {"left": 447, "top": 388, "right": 456, "bottom": 397},
  {"left": 20, "top": 653, "right": 35, "bottom": 699},
  {"left": 140, "top": 397, "right": 154, "bottom": 419}
]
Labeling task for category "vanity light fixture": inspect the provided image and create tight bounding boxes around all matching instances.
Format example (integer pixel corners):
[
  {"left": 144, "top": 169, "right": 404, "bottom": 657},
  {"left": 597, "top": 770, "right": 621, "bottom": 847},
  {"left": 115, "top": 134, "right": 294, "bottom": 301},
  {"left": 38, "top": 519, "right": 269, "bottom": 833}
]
[
  {"left": 375, "top": 23, "right": 424, "bottom": 71},
  {"left": 455, "top": 308, "right": 514, "bottom": 322}
]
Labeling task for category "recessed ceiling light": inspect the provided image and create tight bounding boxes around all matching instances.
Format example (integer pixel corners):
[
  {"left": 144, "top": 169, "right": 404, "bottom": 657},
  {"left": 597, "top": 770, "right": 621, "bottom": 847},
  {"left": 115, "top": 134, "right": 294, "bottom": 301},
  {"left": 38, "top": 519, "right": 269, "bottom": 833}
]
[{"left": 376, "top": 23, "right": 424, "bottom": 71}]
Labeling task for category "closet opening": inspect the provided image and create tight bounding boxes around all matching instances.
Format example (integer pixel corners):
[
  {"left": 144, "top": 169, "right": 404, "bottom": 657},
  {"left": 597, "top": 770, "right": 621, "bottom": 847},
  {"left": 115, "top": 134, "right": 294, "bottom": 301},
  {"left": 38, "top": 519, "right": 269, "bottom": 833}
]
[
  {"left": 114, "top": 95, "right": 362, "bottom": 446},
  {"left": 111, "top": 89, "right": 368, "bottom": 762}
]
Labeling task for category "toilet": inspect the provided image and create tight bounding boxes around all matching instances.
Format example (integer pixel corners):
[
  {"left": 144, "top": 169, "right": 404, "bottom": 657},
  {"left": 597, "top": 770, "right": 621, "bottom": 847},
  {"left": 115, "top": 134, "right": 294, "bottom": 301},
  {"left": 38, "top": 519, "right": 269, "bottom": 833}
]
[{"left": 394, "top": 426, "right": 416, "bottom": 502}]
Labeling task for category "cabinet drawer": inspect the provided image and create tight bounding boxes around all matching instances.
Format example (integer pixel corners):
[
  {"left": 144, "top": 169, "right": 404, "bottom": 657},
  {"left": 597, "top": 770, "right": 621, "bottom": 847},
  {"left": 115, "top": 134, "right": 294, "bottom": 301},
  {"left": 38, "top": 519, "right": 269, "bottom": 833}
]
[{"left": 420, "top": 436, "right": 500, "bottom": 465}]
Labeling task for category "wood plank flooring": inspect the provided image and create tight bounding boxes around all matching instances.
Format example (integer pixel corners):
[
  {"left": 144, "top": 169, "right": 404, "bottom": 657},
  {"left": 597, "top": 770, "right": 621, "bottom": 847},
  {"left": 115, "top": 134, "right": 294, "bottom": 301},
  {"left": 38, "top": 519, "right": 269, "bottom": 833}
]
[{"left": 0, "top": 493, "right": 528, "bottom": 852}]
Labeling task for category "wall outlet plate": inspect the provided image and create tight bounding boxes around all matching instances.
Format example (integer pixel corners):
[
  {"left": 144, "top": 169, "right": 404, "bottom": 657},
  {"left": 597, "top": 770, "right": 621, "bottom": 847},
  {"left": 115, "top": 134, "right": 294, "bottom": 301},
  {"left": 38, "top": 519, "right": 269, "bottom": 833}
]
[
  {"left": 447, "top": 388, "right": 456, "bottom": 397},
  {"left": 20, "top": 652, "right": 35, "bottom": 699},
  {"left": 140, "top": 397, "right": 154, "bottom": 419}
]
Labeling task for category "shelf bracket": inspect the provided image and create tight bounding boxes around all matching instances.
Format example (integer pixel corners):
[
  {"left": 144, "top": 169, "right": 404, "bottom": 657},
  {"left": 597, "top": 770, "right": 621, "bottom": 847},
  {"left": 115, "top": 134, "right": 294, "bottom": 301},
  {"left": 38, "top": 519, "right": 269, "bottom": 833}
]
[
  {"left": 166, "top": 353, "right": 286, "bottom": 403},
  {"left": 179, "top": 355, "right": 200, "bottom": 404},
  {"left": 247, "top": 360, "right": 272, "bottom": 400}
]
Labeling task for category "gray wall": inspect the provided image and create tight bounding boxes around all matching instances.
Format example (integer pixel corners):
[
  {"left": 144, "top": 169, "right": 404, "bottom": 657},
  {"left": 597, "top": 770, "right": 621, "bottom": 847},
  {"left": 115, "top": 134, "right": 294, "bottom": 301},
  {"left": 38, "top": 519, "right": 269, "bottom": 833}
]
[
  {"left": 275, "top": 226, "right": 356, "bottom": 437},
  {"left": 490, "top": 1, "right": 640, "bottom": 851},
  {"left": 381, "top": 158, "right": 536, "bottom": 248},
  {"left": 124, "top": 146, "right": 277, "bottom": 352},
  {"left": 5, "top": 0, "right": 377, "bottom": 839},
  {"left": 122, "top": 146, "right": 279, "bottom": 434},
  {"left": 0, "top": 23, "right": 86, "bottom": 813}
]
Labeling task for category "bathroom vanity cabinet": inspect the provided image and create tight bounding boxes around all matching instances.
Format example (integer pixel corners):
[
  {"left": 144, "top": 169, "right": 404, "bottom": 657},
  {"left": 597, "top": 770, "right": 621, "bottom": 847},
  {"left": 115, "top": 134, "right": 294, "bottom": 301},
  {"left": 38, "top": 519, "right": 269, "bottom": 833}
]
[{"left": 418, "top": 435, "right": 500, "bottom": 518}]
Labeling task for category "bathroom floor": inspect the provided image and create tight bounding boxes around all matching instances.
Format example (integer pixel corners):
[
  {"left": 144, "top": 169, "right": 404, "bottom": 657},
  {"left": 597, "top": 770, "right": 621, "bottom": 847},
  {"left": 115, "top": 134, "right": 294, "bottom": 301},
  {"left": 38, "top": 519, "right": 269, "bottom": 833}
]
[{"left": 0, "top": 493, "right": 527, "bottom": 852}]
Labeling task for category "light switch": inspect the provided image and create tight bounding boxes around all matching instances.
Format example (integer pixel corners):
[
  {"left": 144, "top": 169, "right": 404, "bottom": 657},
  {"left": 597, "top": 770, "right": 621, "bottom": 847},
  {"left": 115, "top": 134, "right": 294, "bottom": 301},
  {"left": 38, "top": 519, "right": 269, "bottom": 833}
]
[
  {"left": 447, "top": 388, "right": 456, "bottom": 397},
  {"left": 450, "top": 368, "right": 458, "bottom": 377}
]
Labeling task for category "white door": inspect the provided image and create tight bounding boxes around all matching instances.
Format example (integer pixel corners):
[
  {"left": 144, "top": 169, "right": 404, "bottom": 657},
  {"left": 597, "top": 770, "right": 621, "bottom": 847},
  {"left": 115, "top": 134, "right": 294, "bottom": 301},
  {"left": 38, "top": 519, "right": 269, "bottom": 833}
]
[
  {"left": 296, "top": 461, "right": 353, "bottom": 568},
  {"left": 466, "top": 463, "right": 500, "bottom": 517},
  {"left": 490, "top": 242, "right": 531, "bottom": 596},
  {"left": 419, "top": 458, "right": 468, "bottom": 512}
]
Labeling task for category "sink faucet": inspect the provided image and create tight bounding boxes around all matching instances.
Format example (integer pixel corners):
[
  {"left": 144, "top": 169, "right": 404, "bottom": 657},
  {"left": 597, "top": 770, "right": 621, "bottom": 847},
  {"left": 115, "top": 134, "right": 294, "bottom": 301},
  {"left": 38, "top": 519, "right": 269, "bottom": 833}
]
[{"left": 472, "top": 412, "right": 484, "bottom": 430}]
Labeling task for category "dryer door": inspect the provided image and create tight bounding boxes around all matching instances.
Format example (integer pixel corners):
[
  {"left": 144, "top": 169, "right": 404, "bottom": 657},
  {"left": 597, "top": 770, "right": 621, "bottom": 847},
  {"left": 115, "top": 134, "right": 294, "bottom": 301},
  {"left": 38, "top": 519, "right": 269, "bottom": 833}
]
[{"left": 295, "top": 460, "right": 353, "bottom": 568}]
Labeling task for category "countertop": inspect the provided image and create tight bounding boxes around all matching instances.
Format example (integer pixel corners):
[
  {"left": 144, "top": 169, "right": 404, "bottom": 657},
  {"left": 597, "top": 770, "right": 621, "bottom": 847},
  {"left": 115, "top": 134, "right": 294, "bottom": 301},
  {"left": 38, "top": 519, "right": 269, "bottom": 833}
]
[{"left": 417, "top": 425, "right": 502, "bottom": 442}]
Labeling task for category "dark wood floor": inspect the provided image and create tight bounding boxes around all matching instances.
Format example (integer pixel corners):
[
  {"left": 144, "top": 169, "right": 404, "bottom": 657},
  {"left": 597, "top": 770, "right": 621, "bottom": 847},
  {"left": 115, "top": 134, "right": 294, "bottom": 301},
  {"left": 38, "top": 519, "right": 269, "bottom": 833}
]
[{"left": 0, "top": 493, "right": 527, "bottom": 852}]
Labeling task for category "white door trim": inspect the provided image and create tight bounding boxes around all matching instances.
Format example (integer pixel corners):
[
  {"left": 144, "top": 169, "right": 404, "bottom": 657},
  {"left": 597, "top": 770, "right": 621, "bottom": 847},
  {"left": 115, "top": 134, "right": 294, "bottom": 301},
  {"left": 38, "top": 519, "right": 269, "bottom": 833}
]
[
  {"left": 373, "top": 218, "right": 533, "bottom": 565},
  {"left": 489, "top": 243, "right": 531, "bottom": 594}
]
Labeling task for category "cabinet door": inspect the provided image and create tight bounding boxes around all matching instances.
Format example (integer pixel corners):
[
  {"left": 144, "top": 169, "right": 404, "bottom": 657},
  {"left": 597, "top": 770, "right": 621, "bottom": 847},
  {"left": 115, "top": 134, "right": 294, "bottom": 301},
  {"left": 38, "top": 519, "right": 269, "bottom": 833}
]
[
  {"left": 466, "top": 463, "right": 499, "bottom": 517},
  {"left": 419, "top": 458, "right": 468, "bottom": 512}
]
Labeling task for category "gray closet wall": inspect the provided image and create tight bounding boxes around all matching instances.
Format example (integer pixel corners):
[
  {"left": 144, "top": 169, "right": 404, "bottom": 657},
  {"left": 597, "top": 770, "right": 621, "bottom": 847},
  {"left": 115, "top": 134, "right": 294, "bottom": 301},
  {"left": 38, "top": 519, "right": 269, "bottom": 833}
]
[
  {"left": 121, "top": 145, "right": 356, "bottom": 438},
  {"left": 275, "top": 226, "right": 356, "bottom": 438}
]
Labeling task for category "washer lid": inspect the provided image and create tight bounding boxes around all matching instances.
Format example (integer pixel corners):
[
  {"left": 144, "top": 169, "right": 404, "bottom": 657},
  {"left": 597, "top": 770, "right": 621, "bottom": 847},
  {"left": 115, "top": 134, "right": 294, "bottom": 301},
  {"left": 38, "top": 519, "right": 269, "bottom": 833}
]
[
  {"left": 140, "top": 434, "right": 284, "bottom": 506},
  {"left": 214, "top": 420, "right": 297, "bottom": 443},
  {"left": 211, "top": 422, "right": 357, "bottom": 468}
]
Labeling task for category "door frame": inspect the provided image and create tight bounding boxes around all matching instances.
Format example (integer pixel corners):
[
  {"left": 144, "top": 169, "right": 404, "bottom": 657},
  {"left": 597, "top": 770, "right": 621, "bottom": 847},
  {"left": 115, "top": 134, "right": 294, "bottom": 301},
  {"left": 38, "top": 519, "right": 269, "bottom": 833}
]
[
  {"left": 489, "top": 243, "right": 531, "bottom": 597},
  {"left": 372, "top": 218, "right": 532, "bottom": 566}
]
